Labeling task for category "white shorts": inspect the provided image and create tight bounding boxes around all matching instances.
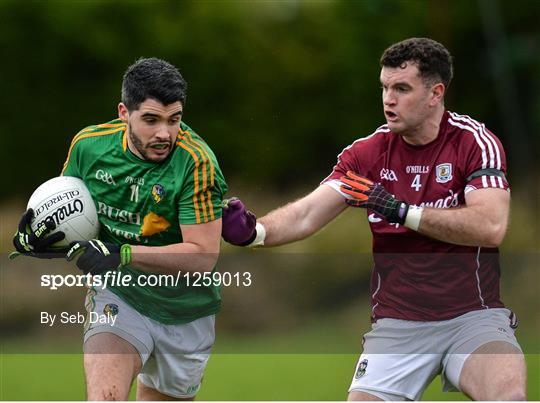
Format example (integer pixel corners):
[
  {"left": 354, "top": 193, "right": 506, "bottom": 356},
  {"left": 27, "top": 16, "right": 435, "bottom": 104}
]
[
  {"left": 84, "top": 287, "right": 215, "bottom": 398},
  {"left": 349, "top": 308, "right": 522, "bottom": 401}
]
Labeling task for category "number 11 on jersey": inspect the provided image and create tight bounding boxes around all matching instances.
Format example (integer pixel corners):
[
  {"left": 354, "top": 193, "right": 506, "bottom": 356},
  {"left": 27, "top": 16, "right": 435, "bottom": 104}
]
[{"left": 130, "top": 184, "right": 139, "bottom": 202}]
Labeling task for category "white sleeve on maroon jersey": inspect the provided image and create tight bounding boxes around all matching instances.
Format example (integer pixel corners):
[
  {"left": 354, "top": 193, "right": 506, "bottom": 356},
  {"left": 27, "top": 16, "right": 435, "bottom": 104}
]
[
  {"left": 448, "top": 112, "right": 510, "bottom": 194},
  {"left": 320, "top": 139, "right": 365, "bottom": 198},
  {"left": 320, "top": 126, "right": 390, "bottom": 196}
]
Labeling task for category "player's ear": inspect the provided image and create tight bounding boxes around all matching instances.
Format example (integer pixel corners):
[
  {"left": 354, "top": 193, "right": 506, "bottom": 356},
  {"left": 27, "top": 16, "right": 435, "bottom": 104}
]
[
  {"left": 430, "top": 83, "right": 445, "bottom": 106},
  {"left": 118, "top": 103, "right": 129, "bottom": 122}
]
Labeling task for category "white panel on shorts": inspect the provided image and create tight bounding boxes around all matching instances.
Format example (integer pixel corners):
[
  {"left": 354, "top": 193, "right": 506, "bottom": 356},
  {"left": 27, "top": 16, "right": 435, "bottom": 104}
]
[
  {"left": 84, "top": 287, "right": 215, "bottom": 398},
  {"left": 441, "top": 308, "right": 522, "bottom": 391},
  {"left": 138, "top": 314, "right": 215, "bottom": 398},
  {"left": 349, "top": 353, "right": 441, "bottom": 400},
  {"left": 349, "top": 308, "right": 522, "bottom": 399},
  {"left": 84, "top": 287, "right": 153, "bottom": 364}
]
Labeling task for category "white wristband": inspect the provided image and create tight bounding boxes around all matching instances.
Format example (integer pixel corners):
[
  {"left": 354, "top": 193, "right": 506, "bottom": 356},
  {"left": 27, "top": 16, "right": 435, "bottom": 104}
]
[
  {"left": 247, "top": 222, "right": 266, "bottom": 247},
  {"left": 404, "top": 206, "right": 423, "bottom": 231}
]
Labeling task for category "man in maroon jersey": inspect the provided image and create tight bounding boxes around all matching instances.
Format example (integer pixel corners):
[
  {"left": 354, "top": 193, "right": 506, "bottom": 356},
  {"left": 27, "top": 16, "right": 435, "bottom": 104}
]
[{"left": 221, "top": 38, "right": 526, "bottom": 400}]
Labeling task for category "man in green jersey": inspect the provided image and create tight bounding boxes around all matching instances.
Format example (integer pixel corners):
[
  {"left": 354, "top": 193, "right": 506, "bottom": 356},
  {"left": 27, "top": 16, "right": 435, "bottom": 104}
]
[{"left": 13, "top": 58, "right": 227, "bottom": 400}]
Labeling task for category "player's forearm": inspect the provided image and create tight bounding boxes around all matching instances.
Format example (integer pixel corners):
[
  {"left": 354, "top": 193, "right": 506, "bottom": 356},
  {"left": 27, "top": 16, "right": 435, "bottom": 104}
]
[
  {"left": 256, "top": 186, "right": 346, "bottom": 247},
  {"left": 259, "top": 201, "right": 316, "bottom": 247},
  {"left": 416, "top": 206, "right": 508, "bottom": 247},
  {"left": 129, "top": 243, "right": 219, "bottom": 274}
]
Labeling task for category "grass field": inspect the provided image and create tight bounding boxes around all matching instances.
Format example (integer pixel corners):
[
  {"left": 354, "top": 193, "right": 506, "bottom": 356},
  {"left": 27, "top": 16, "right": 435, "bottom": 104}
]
[
  {"left": 1, "top": 351, "right": 538, "bottom": 400},
  {"left": 2, "top": 302, "right": 537, "bottom": 400}
]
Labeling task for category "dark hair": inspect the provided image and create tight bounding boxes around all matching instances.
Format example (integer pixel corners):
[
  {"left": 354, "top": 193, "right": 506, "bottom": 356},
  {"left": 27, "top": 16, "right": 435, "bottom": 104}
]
[
  {"left": 121, "top": 57, "right": 187, "bottom": 111},
  {"left": 380, "top": 38, "right": 453, "bottom": 88}
]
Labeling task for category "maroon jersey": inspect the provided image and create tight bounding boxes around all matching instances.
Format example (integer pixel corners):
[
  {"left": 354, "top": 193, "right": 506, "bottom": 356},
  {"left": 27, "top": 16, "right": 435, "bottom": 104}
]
[{"left": 323, "top": 111, "right": 509, "bottom": 321}]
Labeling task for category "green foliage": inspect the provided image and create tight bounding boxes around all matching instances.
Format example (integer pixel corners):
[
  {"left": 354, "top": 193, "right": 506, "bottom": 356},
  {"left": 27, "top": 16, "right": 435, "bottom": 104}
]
[{"left": 0, "top": 0, "right": 538, "bottom": 199}]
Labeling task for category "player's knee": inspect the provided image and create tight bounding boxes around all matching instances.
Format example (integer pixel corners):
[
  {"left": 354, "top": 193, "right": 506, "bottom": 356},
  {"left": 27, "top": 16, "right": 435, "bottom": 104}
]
[
  {"left": 487, "top": 377, "right": 526, "bottom": 401},
  {"left": 348, "top": 390, "right": 384, "bottom": 401},
  {"left": 495, "top": 385, "right": 526, "bottom": 401},
  {"left": 88, "top": 385, "right": 128, "bottom": 401},
  {"left": 495, "top": 390, "right": 526, "bottom": 401}
]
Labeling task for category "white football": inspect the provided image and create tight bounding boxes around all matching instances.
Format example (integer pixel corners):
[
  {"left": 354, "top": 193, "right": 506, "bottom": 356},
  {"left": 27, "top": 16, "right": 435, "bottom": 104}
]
[{"left": 27, "top": 176, "right": 100, "bottom": 247}]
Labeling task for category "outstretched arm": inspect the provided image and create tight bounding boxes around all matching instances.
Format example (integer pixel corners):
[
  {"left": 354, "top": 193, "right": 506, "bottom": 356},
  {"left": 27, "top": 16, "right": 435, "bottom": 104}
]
[{"left": 259, "top": 185, "right": 347, "bottom": 247}]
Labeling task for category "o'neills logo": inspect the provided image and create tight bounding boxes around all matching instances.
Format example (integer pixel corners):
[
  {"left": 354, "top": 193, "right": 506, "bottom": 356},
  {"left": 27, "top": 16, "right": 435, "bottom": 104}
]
[
  {"left": 34, "top": 190, "right": 81, "bottom": 216},
  {"left": 37, "top": 199, "right": 84, "bottom": 227}
]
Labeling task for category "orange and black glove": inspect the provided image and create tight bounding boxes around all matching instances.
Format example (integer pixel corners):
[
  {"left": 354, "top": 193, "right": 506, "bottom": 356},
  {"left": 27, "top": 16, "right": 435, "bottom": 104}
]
[{"left": 340, "top": 171, "right": 409, "bottom": 224}]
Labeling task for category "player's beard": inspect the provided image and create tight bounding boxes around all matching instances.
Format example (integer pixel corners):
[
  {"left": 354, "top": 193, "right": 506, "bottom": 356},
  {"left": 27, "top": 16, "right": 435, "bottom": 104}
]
[{"left": 128, "top": 127, "right": 171, "bottom": 162}]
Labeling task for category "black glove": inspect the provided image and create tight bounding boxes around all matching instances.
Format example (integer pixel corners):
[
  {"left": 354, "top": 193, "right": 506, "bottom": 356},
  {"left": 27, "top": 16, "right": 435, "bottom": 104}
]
[
  {"left": 11, "top": 208, "right": 67, "bottom": 259},
  {"left": 340, "top": 171, "right": 409, "bottom": 224},
  {"left": 66, "top": 240, "right": 123, "bottom": 275}
]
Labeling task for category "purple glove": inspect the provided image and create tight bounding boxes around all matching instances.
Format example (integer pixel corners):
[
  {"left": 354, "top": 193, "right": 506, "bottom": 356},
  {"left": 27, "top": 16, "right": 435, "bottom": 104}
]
[{"left": 221, "top": 197, "right": 257, "bottom": 246}]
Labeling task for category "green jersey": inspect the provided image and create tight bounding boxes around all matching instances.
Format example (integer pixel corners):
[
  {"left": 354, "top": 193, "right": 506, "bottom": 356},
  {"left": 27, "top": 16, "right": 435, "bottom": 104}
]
[{"left": 62, "top": 119, "right": 228, "bottom": 324}]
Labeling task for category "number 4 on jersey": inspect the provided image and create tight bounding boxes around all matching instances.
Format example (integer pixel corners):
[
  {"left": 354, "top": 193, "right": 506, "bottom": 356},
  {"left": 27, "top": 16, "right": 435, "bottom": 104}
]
[{"left": 411, "top": 174, "right": 422, "bottom": 192}]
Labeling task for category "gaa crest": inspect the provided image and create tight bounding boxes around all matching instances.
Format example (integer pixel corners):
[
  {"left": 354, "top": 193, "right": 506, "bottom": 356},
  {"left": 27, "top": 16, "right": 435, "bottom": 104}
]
[
  {"left": 103, "top": 303, "right": 119, "bottom": 316},
  {"left": 355, "top": 359, "right": 368, "bottom": 378},
  {"left": 151, "top": 184, "right": 165, "bottom": 203},
  {"left": 436, "top": 163, "right": 453, "bottom": 183}
]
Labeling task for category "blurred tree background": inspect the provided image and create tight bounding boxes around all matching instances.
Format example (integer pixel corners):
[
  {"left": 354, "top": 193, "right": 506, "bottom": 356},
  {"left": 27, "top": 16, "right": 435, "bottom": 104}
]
[
  {"left": 0, "top": 0, "right": 538, "bottom": 198},
  {"left": 0, "top": 0, "right": 539, "bottom": 399}
]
